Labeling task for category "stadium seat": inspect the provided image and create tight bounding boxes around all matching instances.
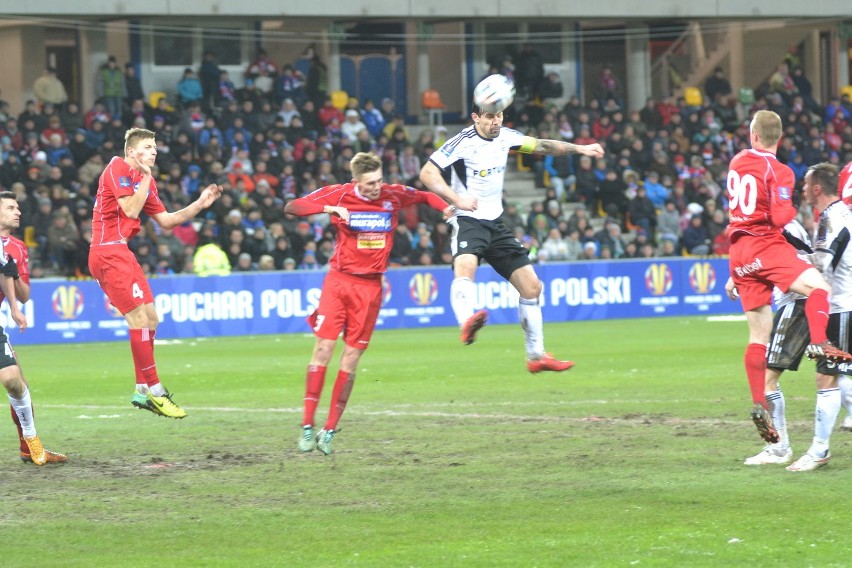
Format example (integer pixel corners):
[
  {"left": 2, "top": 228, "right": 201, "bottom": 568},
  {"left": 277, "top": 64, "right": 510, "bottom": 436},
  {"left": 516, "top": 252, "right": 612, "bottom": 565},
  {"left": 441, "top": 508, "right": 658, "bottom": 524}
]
[
  {"left": 23, "top": 226, "right": 37, "bottom": 249},
  {"left": 148, "top": 91, "right": 174, "bottom": 112},
  {"left": 683, "top": 87, "right": 702, "bottom": 108},
  {"left": 330, "top": 90, "right": 349, "bottom": 111},
  {"left": 422, "top": 89, "right": 446, "bottom": 126},
  {"left": 842, "top": 85, "right": 852, "bottom": 103}
]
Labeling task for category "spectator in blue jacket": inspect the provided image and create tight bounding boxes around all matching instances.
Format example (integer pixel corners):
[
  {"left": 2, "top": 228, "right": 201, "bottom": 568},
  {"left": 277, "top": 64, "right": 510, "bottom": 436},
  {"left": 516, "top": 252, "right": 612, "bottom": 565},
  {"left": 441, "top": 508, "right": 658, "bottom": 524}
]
[
  {"left": 643, "top": 170, "right": 668, "bottom": 209},
  {"left": 176, "top": 68, "right": 204, "bottom": 107}
]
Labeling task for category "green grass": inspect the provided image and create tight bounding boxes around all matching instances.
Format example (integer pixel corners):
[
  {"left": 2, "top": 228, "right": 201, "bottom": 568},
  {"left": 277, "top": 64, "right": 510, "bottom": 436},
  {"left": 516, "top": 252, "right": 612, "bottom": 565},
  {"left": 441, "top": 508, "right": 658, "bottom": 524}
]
[{"left": 2, "top": 317, "right": 851, "bottom": 567}]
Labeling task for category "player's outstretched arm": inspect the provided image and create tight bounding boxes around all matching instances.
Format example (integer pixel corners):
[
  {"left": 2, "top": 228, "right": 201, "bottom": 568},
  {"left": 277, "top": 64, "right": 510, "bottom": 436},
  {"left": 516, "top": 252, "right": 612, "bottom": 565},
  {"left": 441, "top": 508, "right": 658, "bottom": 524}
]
[
  {"left": 533, "top": 139, "right": 605, "bottom": 158},
  {"left": 152, "top": 183, "right": 224, "bottom": 230}
]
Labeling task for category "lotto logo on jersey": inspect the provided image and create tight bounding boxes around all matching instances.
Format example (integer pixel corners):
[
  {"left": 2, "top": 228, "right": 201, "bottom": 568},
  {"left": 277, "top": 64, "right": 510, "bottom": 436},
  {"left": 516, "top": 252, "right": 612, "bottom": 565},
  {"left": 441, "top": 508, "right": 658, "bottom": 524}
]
[
  {"left": 357, "top": 234, "right": 387, "bottom": 249},
  {"left": 688, "top": 262, "right": 716, "bottom": 294},
  {"left": 409, "top": 272, "right": 438, "bottom": 306},
  {"left": 51, "top": 285, "right": 84, "bottom": 320},
  {"left": 349, "top": 212, "right": 392, "bottom": 232},
  {"left": 644, "top": 263, "right": 673, "bottom": 296}
]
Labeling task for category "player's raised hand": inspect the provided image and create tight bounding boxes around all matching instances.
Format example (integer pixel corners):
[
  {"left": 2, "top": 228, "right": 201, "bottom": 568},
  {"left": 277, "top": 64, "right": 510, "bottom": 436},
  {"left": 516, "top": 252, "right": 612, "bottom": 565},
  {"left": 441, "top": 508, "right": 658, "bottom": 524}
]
[
  {"left": 325, "top": 206, "right": 350, "bottom": 224},
  {"left": 454, "top": 195, "right": 478, "bottom": 212},
  {"left": 197, "top": 184, "right": 224, "bottom": 208},
  {"left": 131, "top": 156, "right": 152, "bottom": 176},
  {"left": 582, "top": 143, "right": 605, "bottom": 158}
]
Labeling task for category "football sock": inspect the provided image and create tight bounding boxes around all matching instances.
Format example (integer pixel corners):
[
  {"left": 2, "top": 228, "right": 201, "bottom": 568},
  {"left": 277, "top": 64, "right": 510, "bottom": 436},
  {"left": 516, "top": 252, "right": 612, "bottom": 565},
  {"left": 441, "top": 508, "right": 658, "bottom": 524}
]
[
  {"left": 518, "top": 297, "right": 544, "bottom": 358},
  {"left": 813, "top": 388, "right": 840, "bottom": 443},
  {"left": 744, "top": 343, "right": 768, "bottom": 406},
  {"left": 325, "top": 370, "right": 355, "bottom": 431},
  {"left": 135, "top": 329, "right": 158, "bottom": 390},
  {"left": 8, "top": 388, "right": 36, "bottom": 438},
  {"left": 450, "top": 277, "right": 476, "bottom": 326},
  {"left": 765, "top": 390, "right": 788, "bottom": 449},
  {"left": 838, "top": 375, "right": 852, "bottom": 414},
  {"left": 303, "top": 364, "right": 327, "bottom": 427},
  {"left": 804, "top": 289, "right": 829, "bottom": 344},
  {"left": 10, "top": 403, "right": 30, "bottom": 452},
  {"left": 148, "top": 383, "right": 166, "bottom": 397},
  {"left": 129, "top": 328, "right": 161, "bottom": 390},
  {"left": 809, "top": 438, "right": 830, "bottom": 459}
]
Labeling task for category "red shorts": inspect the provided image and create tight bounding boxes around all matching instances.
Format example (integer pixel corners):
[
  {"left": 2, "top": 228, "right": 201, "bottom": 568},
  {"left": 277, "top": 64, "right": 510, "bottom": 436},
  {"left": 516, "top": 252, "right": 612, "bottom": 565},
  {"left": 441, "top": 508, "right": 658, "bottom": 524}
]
[
  {"left": 306, "top": 270, "right": 383, "bottom": 350},
  {"left": 88, "top": 245, "right": 154, "bottom": 315},
  {"left": 729, "top": 232, "right": 811, "bottom": 311}
]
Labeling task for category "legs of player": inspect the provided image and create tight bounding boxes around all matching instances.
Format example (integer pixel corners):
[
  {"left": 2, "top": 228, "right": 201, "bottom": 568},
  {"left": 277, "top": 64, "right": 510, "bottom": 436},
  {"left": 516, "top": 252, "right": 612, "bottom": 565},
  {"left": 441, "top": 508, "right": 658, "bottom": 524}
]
[
  {"left": 452, "top": 255, "right": 487, "bottom": 345},
  {"left": 1, "top": 366, "right": 47, "bottom": 465},
  {"left": 9, "top": 372, "right": 66, "bottom": 464},
  {"left": 316, "top": 345, "right": 364, "bottom": 455},
  {"left": 509, "top": 265, "right": 573, "bottom": 373},
  {"left": 790, "top": 269, "right": 852, "bottom": 361},
  {"left": 298, "top": 337, "right": 336, "bottom": 452},
  {"left": 125, "top": 303, "right": 185, "bottom": 419},
  {"left": 788, "top": 373, "right": 840, "bottom": 472},
  {"left": 745, "top": 368, "right": 791, "bottom": 465},
  {"left": 742, "top": 306, "right": 779, "bottom": 443},
  {"left": 838, "top": 375, "right": 852, "bottom": 431}
]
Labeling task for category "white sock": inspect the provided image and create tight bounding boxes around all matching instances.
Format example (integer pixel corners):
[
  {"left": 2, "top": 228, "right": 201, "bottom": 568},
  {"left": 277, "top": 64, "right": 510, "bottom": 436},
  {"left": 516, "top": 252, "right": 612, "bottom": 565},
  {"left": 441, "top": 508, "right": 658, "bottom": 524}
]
[
  {"left": 766, "top": 390, "right": 789, "bottom": 450},
  {"left": 8, "top": 387, "right": 36, "bottom": 438},
  {"left": 136, "top": 384, "right": 149, "bottom": 394},
  {"left": 838, "top": 375, "right": 852, "bottom": 415},
  {"left": 518, "top": 297, "right": 544, "bottom": 359},
  {"left": 149, "top": 383, "right": 166, "bottom": 397},
  {"left": 812, "top": 388, "right": 840, "bottom": 450},
  {"left": 450, "top": 277, "right": 476, "bottom": 326}
]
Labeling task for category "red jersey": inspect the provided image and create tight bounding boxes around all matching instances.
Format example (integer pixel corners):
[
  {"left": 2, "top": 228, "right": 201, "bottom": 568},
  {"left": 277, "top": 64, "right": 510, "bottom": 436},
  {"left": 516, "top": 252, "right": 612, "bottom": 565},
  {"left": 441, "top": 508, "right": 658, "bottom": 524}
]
[
  {"left": 725, "top": 148, "right": 796, "bottom": 240},
  {"left": 0, "top": 235, "right": 29, "bottom": 304},
  {"left": 91, "top": 157, "right": 167, "bottom": 245},
  {"left": 840, "top": 161, "right": 852, "bottom": 207},
  {"left": 289, "top": 183, "right": 448, "bottom": 275}
]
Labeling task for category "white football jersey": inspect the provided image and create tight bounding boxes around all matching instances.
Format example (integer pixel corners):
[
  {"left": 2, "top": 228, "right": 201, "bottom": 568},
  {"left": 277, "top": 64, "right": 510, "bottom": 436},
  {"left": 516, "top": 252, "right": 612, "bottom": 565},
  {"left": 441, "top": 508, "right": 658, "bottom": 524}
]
[
  {"left": 813, "top": 200, "right": 852, "bottom": 313},
  {"left": 429, "top": 125, "right": 528, "bottom": 221},
  {"left": 773, "top": 219, "right": 810, "bottom": 309}
]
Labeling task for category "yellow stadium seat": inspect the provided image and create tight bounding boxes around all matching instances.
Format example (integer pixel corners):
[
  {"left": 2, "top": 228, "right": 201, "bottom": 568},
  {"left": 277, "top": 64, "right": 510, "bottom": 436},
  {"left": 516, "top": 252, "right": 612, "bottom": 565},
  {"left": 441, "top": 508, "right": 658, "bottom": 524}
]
[
  {"left": 684, "top": 86, "right": 702, "bottom": 107},
  {"left": 330, "top": 90, "right": 349, "bottom": 111},
  {"left": 148, "top": 91, "right": 174, "bottom": 112},
  {"left": 23, "top": 226, "right": 37, "bottom": 248},
  {"left": 841, "top": 85, "right": 852, "bottom": 103}
]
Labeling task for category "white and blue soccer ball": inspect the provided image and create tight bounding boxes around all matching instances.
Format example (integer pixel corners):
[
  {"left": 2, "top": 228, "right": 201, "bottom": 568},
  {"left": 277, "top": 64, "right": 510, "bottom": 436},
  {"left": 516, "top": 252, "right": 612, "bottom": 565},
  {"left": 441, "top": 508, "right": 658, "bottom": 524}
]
[{"left": 473, "top": 74, "right": 516, "bottom": 114}]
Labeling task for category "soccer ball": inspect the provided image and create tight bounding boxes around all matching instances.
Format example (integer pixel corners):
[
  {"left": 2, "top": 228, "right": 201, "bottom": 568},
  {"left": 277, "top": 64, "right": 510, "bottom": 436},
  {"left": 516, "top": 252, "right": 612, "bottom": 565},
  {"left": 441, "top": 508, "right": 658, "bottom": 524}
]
[{"left": 473, "top": 74, "right": 516, "bottom": 114}]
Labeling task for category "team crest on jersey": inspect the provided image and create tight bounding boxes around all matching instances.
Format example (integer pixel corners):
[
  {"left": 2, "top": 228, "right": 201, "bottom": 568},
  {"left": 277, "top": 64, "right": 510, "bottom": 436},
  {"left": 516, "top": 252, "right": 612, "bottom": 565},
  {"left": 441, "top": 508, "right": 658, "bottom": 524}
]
[
  {"left": 119, "top": 176, "right": 131, "bottom": 187},
  {"left": 778, "top": 186, "right": 791, "bottom": 200},
  {"left": 382, "top": 200, "right": 393, "bottom": 210}
]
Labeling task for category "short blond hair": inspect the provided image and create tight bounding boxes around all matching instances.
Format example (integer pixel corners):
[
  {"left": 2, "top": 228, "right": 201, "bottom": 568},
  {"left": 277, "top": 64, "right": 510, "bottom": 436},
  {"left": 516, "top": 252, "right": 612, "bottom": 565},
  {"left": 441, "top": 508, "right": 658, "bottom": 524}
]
[
  {"left": 124, "top": 128, "right": 155, "bottom": 153},
  {"left": 750, "top": 110, "right": 782, "bottom": 147},
  {"left": 350, "top": 152, "right": 383, "bottom": 179}
]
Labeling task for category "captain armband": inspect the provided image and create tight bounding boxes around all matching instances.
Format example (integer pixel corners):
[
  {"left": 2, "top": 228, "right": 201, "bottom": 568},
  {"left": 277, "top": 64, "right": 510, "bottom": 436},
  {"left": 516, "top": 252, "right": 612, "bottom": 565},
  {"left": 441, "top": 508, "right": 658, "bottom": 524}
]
[{"left": 517, "top": 136, "right": 537, "bottom": 154}]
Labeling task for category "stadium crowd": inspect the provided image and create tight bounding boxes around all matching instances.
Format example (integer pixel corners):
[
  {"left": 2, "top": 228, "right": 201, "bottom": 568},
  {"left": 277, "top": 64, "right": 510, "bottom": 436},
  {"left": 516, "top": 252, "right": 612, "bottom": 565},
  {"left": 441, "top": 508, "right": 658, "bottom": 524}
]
[{"left": 2, "top": 48, "right": 851, "bottom": 279}]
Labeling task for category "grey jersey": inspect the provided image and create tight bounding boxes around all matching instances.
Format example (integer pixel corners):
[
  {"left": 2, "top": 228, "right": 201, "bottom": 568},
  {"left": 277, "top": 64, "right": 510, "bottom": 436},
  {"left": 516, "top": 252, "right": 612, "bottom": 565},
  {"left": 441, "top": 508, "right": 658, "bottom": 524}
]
[
  {"left": 429, "top": 125, "right": 528, "bottom": 221},
  {"left": 813, "top": 200, "right": 852, "bottom": 313}
]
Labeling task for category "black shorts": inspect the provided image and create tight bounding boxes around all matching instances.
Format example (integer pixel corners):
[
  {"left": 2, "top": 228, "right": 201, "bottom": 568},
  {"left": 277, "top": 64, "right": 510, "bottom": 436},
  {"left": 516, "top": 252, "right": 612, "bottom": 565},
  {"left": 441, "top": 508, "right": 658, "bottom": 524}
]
[
  {"left": 767, "top": 299, "right": 808, "bottom": 372},
  {"left": 817, "top": 311, "right": 852, "bottom": 375},
  {"left": 0, "top": 325, "right": 18, "bottom": 370},
  {"left": 449, "top": 216, "right": 531, "bottom": 280}
]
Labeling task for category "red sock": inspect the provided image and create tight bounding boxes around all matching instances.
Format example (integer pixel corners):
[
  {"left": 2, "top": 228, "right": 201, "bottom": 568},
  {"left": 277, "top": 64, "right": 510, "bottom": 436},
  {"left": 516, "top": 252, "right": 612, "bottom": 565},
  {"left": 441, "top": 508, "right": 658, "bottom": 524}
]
[
  {"left": 303, "top": 365, "right": 327, "bottom": 427},
  {"left": 324, "top": 370, "right": 355, "bottom": 431},
  {"left": 804, "top": 289, "right": 829, "bottom": 344},
  {"left": 129, "top": 328, "right": 160, "bottom": 388},
  {"left": 745, "top": 343, "right": 768, "bottom": 407},
  {"left": 10, "top": 404, "right": 29, "bottom": 453}
]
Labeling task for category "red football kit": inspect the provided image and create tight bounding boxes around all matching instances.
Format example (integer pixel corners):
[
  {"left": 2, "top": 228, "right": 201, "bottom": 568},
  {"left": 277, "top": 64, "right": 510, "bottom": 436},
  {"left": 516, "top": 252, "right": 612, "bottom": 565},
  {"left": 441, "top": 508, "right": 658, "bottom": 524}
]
[
  {"left": 726, "top": 148, "right": 808, "bottom": 311},
  {"left": 0, "top": 235, "right": 29, "bottom": 305},
  {"left": 840, "top": 161, "right": 852, "bottom": 208},
  {"left": 289, "top": 182, "right": 448, "bottom": 348},
  {"left": 89, "top": 157, "right": 167, "bottom": 314}
]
